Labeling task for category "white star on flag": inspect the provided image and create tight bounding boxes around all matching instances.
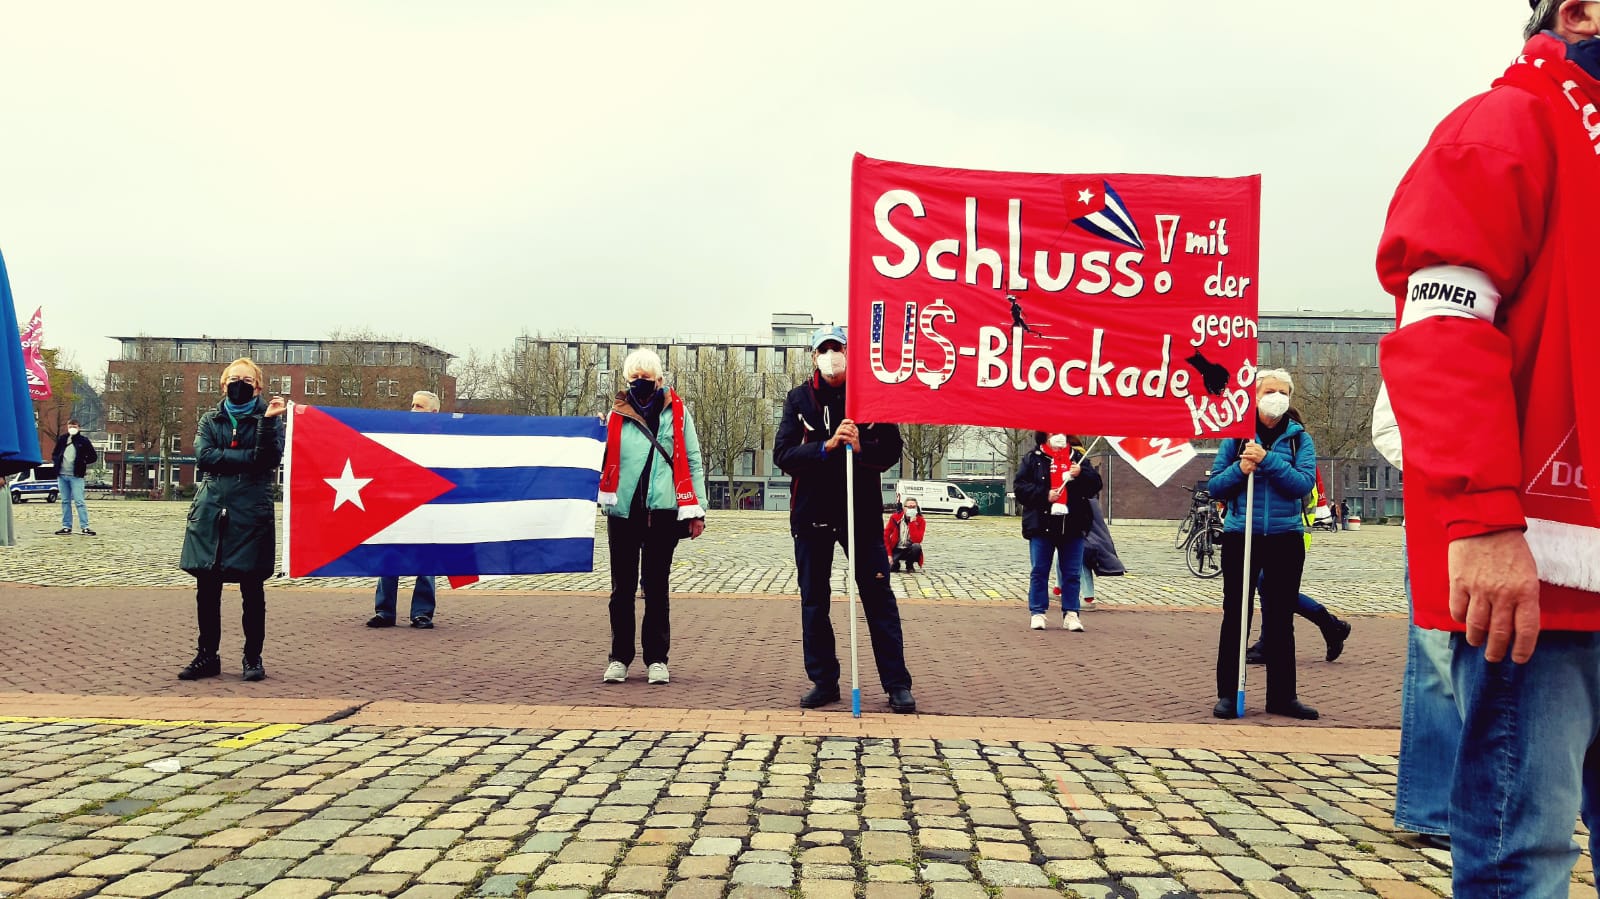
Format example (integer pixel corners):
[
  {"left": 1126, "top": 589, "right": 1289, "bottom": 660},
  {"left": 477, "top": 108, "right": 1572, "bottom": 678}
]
[
  {"left": 325, "top": 459, "right": 374, "bottom": 512},
  {"left": 1078, "top": 188, "right": 1095, "bottom": 205}
]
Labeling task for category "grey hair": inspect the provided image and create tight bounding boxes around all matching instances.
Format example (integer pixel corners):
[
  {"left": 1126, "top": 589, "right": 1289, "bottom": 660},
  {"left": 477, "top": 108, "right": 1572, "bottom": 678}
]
[
  {"left": 1527, "top": 0, "right": 1561, "bottom": 40},
  {"left": 622, "top": 348, "right": 664, "bottom": 381},
  {"left": 1256, "top": 368, "right": 1295, "bottom": 395},
  {"left": 411, "top": 390, "right": 440, "bottom": 411}
]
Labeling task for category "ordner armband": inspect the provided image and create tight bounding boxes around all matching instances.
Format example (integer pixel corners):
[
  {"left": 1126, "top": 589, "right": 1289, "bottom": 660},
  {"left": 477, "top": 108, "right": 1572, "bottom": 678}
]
[{"left": 1399, "top": 265, "right": 1501, "bottom": 327}]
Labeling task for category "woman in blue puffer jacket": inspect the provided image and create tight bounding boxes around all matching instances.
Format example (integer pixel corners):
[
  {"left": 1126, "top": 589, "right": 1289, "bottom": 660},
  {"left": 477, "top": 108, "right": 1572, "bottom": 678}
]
[{"left": 1207, "top": 368, "right": 1318, "bottom": 721}]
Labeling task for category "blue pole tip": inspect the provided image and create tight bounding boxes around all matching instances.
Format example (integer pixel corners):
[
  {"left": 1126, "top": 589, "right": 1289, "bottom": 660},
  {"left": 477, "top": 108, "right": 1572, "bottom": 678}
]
[
  {"left": 1235, "top": 692, "right": 1246, "bottom": 719},
  {"left": 851, "top": 689, "right": 862, "bottom": 717}
]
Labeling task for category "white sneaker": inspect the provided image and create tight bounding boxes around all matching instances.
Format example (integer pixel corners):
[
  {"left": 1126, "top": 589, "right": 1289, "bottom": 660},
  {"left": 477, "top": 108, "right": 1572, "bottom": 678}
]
[
  {"left": 647, "top": 663, "right": 669, "bottom": 685},
  {"left": 603, "top": 661, "right": 627, "bottom": 683},
  {"left": 1030, "top": 613, "right": 1046, "bottom": 630},
  {"left": 1065, "top": 612, "right": 1085, "bottom": 632}
]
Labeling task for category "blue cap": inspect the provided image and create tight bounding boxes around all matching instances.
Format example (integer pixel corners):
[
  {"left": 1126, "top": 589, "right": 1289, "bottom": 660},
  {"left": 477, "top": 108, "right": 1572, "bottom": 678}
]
[{"left": 809, "top": 325, "right": 847, "bottom": 350}]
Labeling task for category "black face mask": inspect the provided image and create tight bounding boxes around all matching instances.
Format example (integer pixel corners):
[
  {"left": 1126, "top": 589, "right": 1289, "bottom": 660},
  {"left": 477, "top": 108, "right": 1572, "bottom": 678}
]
[
  {"left": 629, "top": 378, "right": 660, "bottom": 404},
  {"left": 226, "top": 380, "right": 255, "bottom": 405}
]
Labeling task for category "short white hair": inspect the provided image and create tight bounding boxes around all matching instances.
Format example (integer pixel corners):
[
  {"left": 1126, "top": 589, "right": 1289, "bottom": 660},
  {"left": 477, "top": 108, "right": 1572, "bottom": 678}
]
[
  {"left": 1256, "top": 368, "right": 1294, "bottom": 394},
  {"left": 411, "top": 390, "right": 440, "bottom": 411},
  {"left": 622, "top": 349, "right": 664, "bottom": 381}
]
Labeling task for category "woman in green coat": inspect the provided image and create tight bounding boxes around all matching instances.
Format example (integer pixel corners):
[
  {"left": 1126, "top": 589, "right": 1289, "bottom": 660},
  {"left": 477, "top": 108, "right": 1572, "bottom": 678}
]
[{"left": 177, "top": 357, "right": 286, "bottom": 682}]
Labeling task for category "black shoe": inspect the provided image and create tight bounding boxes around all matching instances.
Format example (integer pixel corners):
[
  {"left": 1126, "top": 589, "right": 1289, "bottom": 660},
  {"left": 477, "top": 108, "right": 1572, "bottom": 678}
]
[
  {"left": 888, "top": 688, "right": 917, "bottom": 714},
  {"left": 1265, "top": 700, "right": 1319, "bottom": 720},
  {"left": 410, "top": 616, "right": 434, "bottom": 629},
  {"left": 54, "top": 528, "right": 71, "bottom": 536},
  {"left": 80, "top": 529, "right": 95, "bottom": 536},
  {"left": 1324, "top": 619, "right": 1352, "bottom": 662},
  {"left": 366, "top": 615, "right": 395, "bottom": 628},
  {"left": 800, "top": 684, "right": 840, "bottom": 709},
  {"left": 1244, "top": 642, "right": 1265, "bottom": 665},
  {"left": 1213, "top": 698, "right": 1239, "bottom": 719},
  {"left": 889, "top": 563, "right": 899, "bottom": 572},
  {"left": 177, "top": 651, "right": 221, "bottom": 681},
  {"left": 1414, "top": 833, "right": 1451, "bottom": 851},
  {"left": 241, "top": 657, "right": 266, "bottom": 682}
]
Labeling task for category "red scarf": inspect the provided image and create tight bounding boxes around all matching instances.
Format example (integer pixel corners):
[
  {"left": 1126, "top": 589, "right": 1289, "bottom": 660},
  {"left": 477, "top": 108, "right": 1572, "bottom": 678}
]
[
  {"left": 1044, "top": 443, "right": 1076, "bottom": 515},
  {"left": 597, "top": 390, "right": 705, "bottom": 520},
  {"left": 1500, "top": 43, "right": 1600, "bottom": 526}
]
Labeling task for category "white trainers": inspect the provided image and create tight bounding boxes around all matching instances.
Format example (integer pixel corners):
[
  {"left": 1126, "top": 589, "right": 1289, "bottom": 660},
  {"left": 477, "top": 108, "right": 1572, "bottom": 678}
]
[
  {"left": 647, "top": 663, "right": 669, "bottom": 685},
  {"left": 1064, "top": 611, "right": 1085, "bottom": 632},
  {"left": 603, "top": 661, "right": 627, "bottom": 683},
  {"left": 1030, "top": 613, "right": 1047, "bottom": 630}
]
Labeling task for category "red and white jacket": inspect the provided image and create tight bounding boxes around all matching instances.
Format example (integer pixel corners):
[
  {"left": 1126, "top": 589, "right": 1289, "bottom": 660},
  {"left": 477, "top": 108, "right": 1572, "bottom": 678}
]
[{"left": 1377, "top": 34, "right": 1600, "bottom": 631}]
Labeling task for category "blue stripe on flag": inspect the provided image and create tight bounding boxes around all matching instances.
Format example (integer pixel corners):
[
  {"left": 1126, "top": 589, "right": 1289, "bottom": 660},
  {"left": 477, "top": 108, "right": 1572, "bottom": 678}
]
[
  {"left": 429, "top": 467, "right": 600, "bottom": 504},
  {"left": 310, "top": 538, "right": 595, "bottom": 577},
  {"left": 320, "top": 407, "right": 604, "bottom": 439}
]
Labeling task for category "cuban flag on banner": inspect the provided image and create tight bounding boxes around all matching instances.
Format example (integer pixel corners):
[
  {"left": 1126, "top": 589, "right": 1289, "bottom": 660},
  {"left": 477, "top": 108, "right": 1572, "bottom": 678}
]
[{"left": 284, "top": 405, "right": 604, "bottom": 578}]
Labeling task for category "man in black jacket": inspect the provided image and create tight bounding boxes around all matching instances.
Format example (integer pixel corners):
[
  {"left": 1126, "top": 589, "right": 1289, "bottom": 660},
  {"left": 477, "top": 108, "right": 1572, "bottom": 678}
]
[
  {"left": 50, "top": 419, "right": 97, "bottom": 536},
  {"left": 773, "top": 325, "right": 915, "bottom": 713}
]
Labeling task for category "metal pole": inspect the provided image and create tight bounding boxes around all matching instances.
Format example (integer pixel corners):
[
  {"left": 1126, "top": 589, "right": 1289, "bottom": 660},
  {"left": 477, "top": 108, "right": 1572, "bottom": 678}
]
[
  {"left": 845, "top": 444, "right": 861, "bottom": 718},
  {"left": 1235, "top": 472, "right": 1256, "bottom": 718}
]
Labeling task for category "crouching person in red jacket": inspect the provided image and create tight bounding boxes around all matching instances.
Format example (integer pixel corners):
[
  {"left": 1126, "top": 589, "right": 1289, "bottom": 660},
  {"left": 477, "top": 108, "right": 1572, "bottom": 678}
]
[
  {"left": 884, "top": 499, "right": 926, "bottom": 573},
  {"left": 1377, "top": 2, "right": 1600, "bottom": 893}
]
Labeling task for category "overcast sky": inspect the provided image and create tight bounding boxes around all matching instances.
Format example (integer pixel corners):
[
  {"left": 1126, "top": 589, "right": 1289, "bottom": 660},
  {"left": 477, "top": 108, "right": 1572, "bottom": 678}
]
[{"left": 1, "top": 1, "right": 1529, "bottom": 378}]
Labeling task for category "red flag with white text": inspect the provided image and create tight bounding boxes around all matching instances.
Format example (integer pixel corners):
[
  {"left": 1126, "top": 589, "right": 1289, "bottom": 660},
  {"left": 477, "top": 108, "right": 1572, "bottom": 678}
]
[
  {"left": 20, "top": 307, "right": 49, "bottom": 401},
  {"left": 847, "top": 155, "right": 1260, "bottom": 438}
]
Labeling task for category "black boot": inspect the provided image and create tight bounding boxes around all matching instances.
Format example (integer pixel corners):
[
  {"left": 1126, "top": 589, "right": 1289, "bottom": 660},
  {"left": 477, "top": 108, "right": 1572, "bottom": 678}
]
[
  {"left": 178, "top": 650, "right": 221, "bottom": 681},
  {"left": 1265, "top": 699, "right": 1319, "bottom": 720},
  {"left": 1244, "top": 641, "right": 1265, "bottom": 665},
  {"left": 1323, "top": 619, "right": 1352, "bottom": 662},
  {"left": 241, "top": 656, "right": 266, "bottom": 682},
  {"left": 800, "top": 684, "right": 840, "bottom": 708}
]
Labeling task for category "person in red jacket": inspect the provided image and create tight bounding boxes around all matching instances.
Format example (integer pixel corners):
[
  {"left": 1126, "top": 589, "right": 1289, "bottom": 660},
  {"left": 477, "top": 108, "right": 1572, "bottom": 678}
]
[
  {"left": 1377, "top": 2, "right": 1600, "bottom": 892},
  {"left": 884, "top": 498, "right": 926, "bottom": 572}
]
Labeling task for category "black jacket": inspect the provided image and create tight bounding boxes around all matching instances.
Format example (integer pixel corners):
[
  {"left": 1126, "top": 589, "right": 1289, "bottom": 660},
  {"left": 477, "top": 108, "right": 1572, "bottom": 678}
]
[
  {"left": 179, "top": 399, "right": 284, "bottom": 582},
  {"left": 1013, "top": 446, "right": 1103, "bottom": 540},
  {"left": 51, "top": 432, "right": 98, "bottom": 478},
  {"left": 773, "top": 373, "right": 903, "bottom": 536}
]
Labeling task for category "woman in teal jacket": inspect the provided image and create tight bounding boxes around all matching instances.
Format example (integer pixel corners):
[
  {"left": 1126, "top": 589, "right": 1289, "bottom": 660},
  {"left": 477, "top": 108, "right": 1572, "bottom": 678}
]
[
  {"left": 1207, "top": 368, "right": 1319, "bottom": 721},
  {"left": 598, "top": 349, "right": 707, "bottom": 688}
]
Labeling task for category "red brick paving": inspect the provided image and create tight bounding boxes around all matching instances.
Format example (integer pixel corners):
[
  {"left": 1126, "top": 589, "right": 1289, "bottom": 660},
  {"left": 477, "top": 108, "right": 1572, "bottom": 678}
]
[{"left": 0, "top": 583, "right": 1404, "bottom": 728}]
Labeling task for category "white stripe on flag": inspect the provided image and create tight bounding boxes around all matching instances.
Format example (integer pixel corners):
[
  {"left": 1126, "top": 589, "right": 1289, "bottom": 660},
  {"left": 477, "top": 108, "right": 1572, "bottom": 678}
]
[
  {"left": 366, "top": 434, "right": 603, "bottom": 470},
  {"left": 365, "top": 498, "right": 598, "bottom": 545}
]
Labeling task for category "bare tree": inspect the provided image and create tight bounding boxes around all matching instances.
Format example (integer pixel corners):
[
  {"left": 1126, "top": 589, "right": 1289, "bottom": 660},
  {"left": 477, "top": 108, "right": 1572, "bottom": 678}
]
[
  {"left": 502, "top": 335, "right": 606, "bottom": 418},
  {"left": 112, "top": 338, "right": 186, "bottom": 498},
  {"left": 1289, "top": 343, "right": 1383, "bottom": 490},
  {"left": 977, "top": 427, "right": 1034, "bottom": 478},
  {"left": 902, "top": 424, "right": 968, "bottom": 480},
  {"left": 31, "top": 348, "right": 80, "bottom": 448},
  {"left": 677, "top": 347, "right": 771, "bottom": 510}
]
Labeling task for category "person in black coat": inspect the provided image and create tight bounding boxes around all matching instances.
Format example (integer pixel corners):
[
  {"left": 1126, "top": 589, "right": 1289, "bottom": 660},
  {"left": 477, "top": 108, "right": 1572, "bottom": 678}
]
[
  {"left": 177, "top": 358, "right": 286, "bottom": 683},
  {"left": 773, "top": 325, "right": 915, "bottom": 714},
  {"left": 50, "top": 419, "right": 98, "bottom": 536},
  {"left": 1013, "top": 432, "right": 1103, "bottom": 632}
]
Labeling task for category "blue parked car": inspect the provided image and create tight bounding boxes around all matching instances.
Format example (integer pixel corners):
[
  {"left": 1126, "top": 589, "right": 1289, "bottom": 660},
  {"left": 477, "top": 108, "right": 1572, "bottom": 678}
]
[{"left": 8, "top": 465, "right": 59, "bottom": 504}]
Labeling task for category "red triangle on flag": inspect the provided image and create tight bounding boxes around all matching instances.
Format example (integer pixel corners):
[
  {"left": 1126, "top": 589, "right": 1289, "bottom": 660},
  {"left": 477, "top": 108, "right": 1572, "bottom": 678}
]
[{"left": 288, "top": 406, "right": 457, "bottom": 577}]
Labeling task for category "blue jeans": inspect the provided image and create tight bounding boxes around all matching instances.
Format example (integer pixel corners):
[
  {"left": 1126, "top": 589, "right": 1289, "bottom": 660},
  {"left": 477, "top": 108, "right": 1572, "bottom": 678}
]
[
  {"left": 1029, "top": 535, "right": 1084, "bottom": 614},
  {"left": 58, "top": 477, "right": 88, "bottom": 529},
  {"left": 1450, "top": 631, "right": 1600, "bottom": 897},
  {"left": 1395, "top": 550, "right": 1460, "bottom": 837},
  {"left": 375, "top": 576, "right": 436, "bottom": 620},
  {"left": 1080, "top": 564, "right": 1094, "bottom": 599}
]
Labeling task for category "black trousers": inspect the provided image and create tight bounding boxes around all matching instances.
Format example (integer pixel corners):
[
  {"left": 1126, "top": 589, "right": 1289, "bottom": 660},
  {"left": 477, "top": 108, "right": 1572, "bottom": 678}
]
[
  {"left": 890, "top": 544, "right": 923, "bottom": 570},
  {"left": 606, "top": 511, "right": 682, "bottom": 666},
  {"left": 1217, "top": 532, "right": 1304, "bottom": 705},
  {"left": 195, "top": 573, "right": 266, "bottom": 658},
  {"left": 794, "top": 526, "right": 912, "bottom": 692}
]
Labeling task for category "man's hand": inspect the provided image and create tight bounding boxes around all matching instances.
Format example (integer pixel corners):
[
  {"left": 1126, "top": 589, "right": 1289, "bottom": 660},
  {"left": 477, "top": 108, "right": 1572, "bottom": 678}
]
[
  {"left": 825, "top": 420, "right": 861, "bottom": 452},
  {"left": 264, "top": 396, "right": 288, "bottom": 418},
  {"left": 687, "top": 518, "right": 706, "bottom": 540},
  {"left": 1049, "top": 485, "right": 1065, "bottom": 502},
  {"left": 1449, "top": 529, "right": 1541, "bottom": 663},
  {"left": 1068, "top": 462, "right": 1082, "bottom": 480}
]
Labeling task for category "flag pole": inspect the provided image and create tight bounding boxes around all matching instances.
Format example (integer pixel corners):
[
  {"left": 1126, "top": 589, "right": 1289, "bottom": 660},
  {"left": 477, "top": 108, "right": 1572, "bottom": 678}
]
[
  {"left": 1236, "top": 471, "right": 1255, "bottom": 718},
  {"left": 845, "top": 443, "right": 861, "bottom": 718},
  {"left": 282, "top": 402, "right": 295, "bottom": 578}
]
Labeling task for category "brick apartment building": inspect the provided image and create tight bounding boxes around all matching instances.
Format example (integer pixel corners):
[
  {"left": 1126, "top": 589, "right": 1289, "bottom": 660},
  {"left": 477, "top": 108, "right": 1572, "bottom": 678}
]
[{"left": 102, "top": 336, "right": 454, "bottom": 492}]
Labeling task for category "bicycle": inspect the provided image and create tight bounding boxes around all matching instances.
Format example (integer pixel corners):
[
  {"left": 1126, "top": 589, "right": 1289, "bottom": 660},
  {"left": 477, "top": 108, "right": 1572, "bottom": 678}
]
[
  {"left": 1185, "top": 515, "right": 1224, "bottom": 578},
  {"left": 1175, "top": 485, "right": 1214, "bottom": 548}
]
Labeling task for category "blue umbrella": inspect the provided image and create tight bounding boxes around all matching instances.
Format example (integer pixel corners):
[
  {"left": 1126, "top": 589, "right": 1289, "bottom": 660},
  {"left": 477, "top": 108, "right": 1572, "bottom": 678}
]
[{"left": 0, "top": 248, "right": 42, "bottom": 476}]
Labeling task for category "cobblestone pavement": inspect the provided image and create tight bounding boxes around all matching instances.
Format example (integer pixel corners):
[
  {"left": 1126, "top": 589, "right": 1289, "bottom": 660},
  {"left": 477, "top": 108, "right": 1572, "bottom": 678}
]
[
  {"left": 0, "top": 505, "right": 1407, "bottom": 613},
  {"left": 4, "top": 715, "right": 1578, "bottom": 899}
]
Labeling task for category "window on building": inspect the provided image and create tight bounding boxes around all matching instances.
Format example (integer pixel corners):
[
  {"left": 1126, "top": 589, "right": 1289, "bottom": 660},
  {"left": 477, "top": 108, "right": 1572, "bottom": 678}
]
[
  {"left": 277, "top": 376, "right": 294, "bottom": 396},
  {"left": 565, "top": 344, "right": 579, "bottom": 369},
  {"left": 395, "top": 347, "right": 413, "bottom": 366},
  {"left": 1285, "top": 343, "right": 1299, "bottom": 366},
  {"left": 736, "top": 450, "right": 756, "bottom": 477},
  {"left": 196, "top": 375, "right": 213, "bottom": 394},
  {"left": 1386, "top": 498, "right": 1405, "bottom": 518},
  {"left": 108, "top": 434, "right": 123, "bottom": 452},
  {"left": 108, "top": 406, "right": 124, "bottom": 423},
  {"left": 179, "top": 343, "right": 211, "bottom": 363},
  {"left": 171, "top": 435, "right": 183, "bottom": 453},
  {"left": 251, "top": 345, "right": 284, "bottom": 364},
  {"left": 1359, "top": 466, "right": 1378, "bottom": 489},
  {"left": 108, "top": 373, "right": 126, "bottom": 392},
  {"left": 340, "top": 378, "right": 361, "bottom": 397},
  {"left": 1359, "top": 343, "right": 1378, "bottom": 366},
  {"left": 305, "top": 377, "right": 327, "bottom": 396},
  {"left": 743, "top": 348, "right": 758, "bottom": 372},
  {"left": 1384, "top": 466, "right": 1392, "bottom": 489},
  {"left": 1258, "top": 343, "right": 1272, "bottom": 366}
]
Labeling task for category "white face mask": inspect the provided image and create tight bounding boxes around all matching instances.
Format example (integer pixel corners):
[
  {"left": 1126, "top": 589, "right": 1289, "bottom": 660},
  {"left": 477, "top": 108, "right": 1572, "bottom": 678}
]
[
  {"left": 1048, "top": 434, "right": 1068, "bottom": 450},
  {"left": 817, "top": 350, "right": 847, "bottom": 379},
  {"left": 1258, "top": 392, "right": 1291, "bottom": 421},
  {"left": 67, "top": 427, "right": 79, "bottom": 436},
  {"left": 905, "top": 507, "right": 918, "bottom": 518}
]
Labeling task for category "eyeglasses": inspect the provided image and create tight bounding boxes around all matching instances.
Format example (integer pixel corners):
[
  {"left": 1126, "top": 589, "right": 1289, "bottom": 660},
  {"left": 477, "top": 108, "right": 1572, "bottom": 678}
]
[{"left": 225, "top": 375, "right": 257, "bottom": 385}]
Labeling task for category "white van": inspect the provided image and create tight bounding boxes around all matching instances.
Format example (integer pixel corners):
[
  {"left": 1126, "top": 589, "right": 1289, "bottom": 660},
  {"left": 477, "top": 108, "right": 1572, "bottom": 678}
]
[{"left": 895, "top": 480, "right": 979, "bottom": 519}]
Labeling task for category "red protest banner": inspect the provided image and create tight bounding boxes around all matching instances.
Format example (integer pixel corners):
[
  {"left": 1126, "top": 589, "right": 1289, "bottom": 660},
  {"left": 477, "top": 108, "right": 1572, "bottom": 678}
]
[
  {"left": 846, "top": 155, "right": 1260, "bottom": 439},
  {"left": 20, "top": 307, "right": 50, "bottom": 402}
]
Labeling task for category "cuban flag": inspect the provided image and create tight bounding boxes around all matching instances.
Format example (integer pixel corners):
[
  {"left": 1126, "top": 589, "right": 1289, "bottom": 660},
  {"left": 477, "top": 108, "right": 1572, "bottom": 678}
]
[
  {"left": 1062, "top": 179, "right": 1145, "bottom": 251},
  {"left": 1108, "top": 435, "right": 1196, "bottom": 489},
  {"left": 284, "top": 405, "right": 604, "bottom": 578}
]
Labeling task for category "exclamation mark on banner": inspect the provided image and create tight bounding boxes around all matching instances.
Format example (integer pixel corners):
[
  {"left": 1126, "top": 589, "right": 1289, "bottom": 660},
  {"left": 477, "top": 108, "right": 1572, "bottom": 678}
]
[{"left": 1155, "top": 215, "right": 1181, "bottom": 265}]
